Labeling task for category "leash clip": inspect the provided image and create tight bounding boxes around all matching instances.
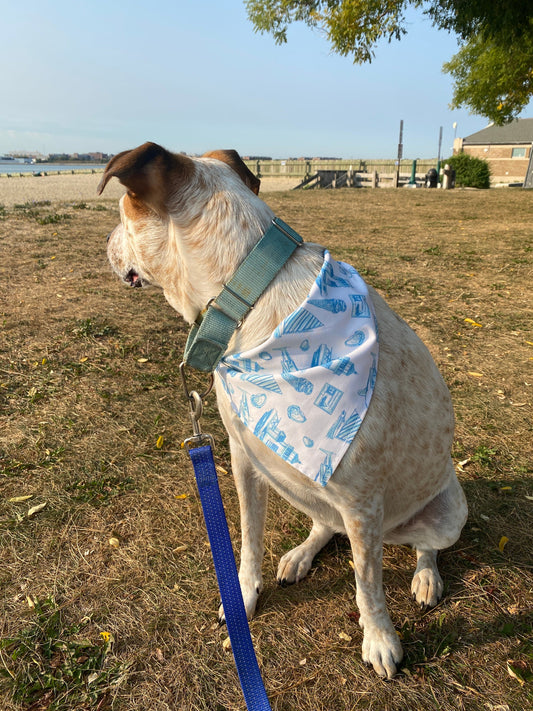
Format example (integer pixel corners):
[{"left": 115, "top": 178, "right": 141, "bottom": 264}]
[{"left": 179, "top": 362, "right": 215, "bottom": 451}]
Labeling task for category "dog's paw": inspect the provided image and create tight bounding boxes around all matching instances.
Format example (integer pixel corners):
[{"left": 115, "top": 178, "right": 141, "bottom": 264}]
[
  {"left": 361, "top": 625, "right": 403, "bottom": 679},
  {"left": 411, "top": 567, "right": 443, "bottom": 610},
  {"left": 276, "top": 544, "right": 315, "bottom": 586}
]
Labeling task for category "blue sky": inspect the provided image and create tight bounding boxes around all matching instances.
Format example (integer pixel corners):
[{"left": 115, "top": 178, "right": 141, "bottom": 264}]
[{"left": 2, "top": 0, "right": 531, "bottom": 159}]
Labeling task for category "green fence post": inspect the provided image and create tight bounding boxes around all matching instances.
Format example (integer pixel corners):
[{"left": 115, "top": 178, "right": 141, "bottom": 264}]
[{"left": 409, "top": 159, "right": 417, "bottom": 185}]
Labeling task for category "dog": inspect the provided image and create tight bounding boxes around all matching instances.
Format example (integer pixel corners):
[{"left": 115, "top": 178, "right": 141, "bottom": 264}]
[{"left": 98, "top": 142, "right": 467, "bottom": 679}]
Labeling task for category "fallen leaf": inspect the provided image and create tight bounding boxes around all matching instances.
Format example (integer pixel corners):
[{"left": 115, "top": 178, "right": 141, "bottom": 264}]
[
  {"left": 468, "top": 372, "right": 484, "bottom": 378},
  {"left": 173, "top": 544, "right": 188, "bottom": 553},
  {"left": 155, "top": 648, "right": 165, "bottom": 663},
  {"left": 8, "top": 495, "right": 33, "bottom": 503},
  {"left": 338, "top": 632, "right": 352, "bottom": 643},
  {"left": 464, "top": 318, "right": 483, "bottom": 328},
  {"left": 222, "top": 637, "right": 232, "bottom": 651},
  {"left": 27, "top": 502, "right": 47, "bottom": 518},
  {"left": 79, "top": 357, "right": 88, "bottom": 363},
  {"left": 174, "top": 494, "right": 188, "bottom": 500},
  {"left": 498, "top": 536, "right": 509, "bottom": 553},
  {"left": 156, "top": 435, "right": 165, "bottom": 449},
  {"left": 507, "top": 660, "right": 530, "bottom": 686},
  {"left": 456, "top": 458, "right": 471, "bottom": 471},
  {"left": 137, "top": 358, "right": 149, "bottom": 363},
  {"left": 500, "top": 486, "right": 512, "bottom": 493},
  {"left": 525, "top": 496, "right": 533, "bottom": 502},
  {"left": 108, "top": 537, "right": 120, "bottom": 548}
]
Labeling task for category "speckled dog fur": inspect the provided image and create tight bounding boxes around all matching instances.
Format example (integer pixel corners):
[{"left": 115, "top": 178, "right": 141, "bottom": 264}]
[{"left": 99, "top": 142, "right": 468, "bottom": 679}]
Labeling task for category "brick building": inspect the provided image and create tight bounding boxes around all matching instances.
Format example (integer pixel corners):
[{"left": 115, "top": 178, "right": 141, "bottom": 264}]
[{"left": 453, "top": 118, "right": 533, "bottom": 185}]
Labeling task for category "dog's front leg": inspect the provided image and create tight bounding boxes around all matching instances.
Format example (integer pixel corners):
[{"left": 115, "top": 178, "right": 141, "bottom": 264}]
[
  {"left": 219, "top": 438, "right": 268, "bottom": 622},
  {"left": 343, "top": 506, "right": 403, "bottom": 679}
]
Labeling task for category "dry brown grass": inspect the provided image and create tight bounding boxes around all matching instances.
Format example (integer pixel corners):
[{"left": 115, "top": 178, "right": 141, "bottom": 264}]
[{"left": 1, "top": 188, "right": 532, "bottom": 710}]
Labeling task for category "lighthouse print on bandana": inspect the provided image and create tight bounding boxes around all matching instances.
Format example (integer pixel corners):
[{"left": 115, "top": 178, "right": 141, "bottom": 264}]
[{"left": 216, "top": 250, "right": 379, "bottom": 486}]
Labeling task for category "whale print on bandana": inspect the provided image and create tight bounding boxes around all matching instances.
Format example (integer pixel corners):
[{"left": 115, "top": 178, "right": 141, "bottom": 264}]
[{"left": 216, "top": 250, "right": 379, "bottom": 486}]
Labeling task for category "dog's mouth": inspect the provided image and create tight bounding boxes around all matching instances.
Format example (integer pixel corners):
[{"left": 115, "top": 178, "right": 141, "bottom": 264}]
[{"left": 125, "top": 269, "right": 148, "bottom": 288}]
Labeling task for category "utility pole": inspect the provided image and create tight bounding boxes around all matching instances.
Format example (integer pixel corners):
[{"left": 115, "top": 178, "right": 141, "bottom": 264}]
[
  {"left": 437, "top": 125, "right": 443, "bottom": 176},
  {"left": 396, "top": 119, "right": 404, "bottom": 188}
]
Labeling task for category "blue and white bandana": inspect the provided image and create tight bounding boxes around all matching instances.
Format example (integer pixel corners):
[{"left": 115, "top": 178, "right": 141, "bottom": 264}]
[{"left": 216, "top": 251, "right": 379, "bottom": 486}]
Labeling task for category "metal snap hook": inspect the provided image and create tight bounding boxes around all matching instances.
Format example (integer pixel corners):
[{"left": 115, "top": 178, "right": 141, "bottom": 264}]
[
  {"left": 189, "top": 390, "right": 204, "bottom": 436},
  {"left": 179, "top": 361, "right": 215, "bottom": 449}
]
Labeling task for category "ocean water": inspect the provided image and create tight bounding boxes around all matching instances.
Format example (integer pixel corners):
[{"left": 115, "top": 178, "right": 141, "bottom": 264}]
[{"left": 0, "top": 162, "right": 106, "bottom": 175}]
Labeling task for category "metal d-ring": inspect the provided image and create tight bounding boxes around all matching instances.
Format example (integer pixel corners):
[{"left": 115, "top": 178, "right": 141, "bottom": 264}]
[{"left": 179, "top": 361, "right": 214, "bottom": 402}]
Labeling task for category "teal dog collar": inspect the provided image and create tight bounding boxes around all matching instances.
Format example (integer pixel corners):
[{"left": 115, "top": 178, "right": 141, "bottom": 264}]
[{"left": 183, "top": 217, "right": 303, "bottom": 372}]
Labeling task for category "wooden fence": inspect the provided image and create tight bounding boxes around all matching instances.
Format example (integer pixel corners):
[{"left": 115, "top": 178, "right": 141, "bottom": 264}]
[{"left": 243, "top": 158, "right": 437, "bottom": 180}]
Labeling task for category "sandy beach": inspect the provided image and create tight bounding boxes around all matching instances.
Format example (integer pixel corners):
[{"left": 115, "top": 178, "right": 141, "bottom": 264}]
[{"left": 0, "top": 171, "right": 299, "bottom": 207}]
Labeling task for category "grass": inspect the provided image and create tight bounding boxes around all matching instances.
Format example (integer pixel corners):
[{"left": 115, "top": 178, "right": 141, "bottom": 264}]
[
  {"left": 0, "top": 596, "right": 125, "bottom": 710},
  {"left": 1, "top": 188, "right": 532, "bottom": 710}
]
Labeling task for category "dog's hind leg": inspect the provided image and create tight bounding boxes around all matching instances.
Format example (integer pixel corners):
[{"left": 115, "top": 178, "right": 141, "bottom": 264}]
[
  {"left": 386, "top": 462, "right": 468, "bottom": 609},
  {"left": 277, "top": 521, "right": 334, "bottom": 586},
  {"left": 410, "top": 549, "right": 443, "bottom": 609},
  {"left": 219, "top": 441, "right": 269, "bottom": 622}
]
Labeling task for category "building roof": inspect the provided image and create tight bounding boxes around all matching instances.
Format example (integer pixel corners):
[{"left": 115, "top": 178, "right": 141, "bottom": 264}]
[{"left": 464, "top": 118, "right": 533, "bottom": 145}]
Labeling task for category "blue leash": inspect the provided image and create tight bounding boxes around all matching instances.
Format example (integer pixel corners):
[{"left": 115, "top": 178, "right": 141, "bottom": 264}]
[
  {"left": 180, "top": 367, "right": 271, "bottom": 711},
  {"left": 187, "top": 445, "right": 271, "bottom": 711}
]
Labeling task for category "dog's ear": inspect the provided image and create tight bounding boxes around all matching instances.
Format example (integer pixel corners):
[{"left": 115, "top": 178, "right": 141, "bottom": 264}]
[
  {"left": 203, "top": 149, "right": 260, "bottom": 195},
  {"left": 97, "top": 142, "right": 195, "bottom": 213}
]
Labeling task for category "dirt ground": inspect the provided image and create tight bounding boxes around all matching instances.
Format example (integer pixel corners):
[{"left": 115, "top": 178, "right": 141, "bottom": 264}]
[{"left": 1, "top": 186, "right": 532, "bottom": 710}]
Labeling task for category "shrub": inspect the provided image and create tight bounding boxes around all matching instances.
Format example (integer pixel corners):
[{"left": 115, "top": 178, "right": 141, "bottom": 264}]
[{"left": 444, "top": 153, "right": 491, "bottom": 189}]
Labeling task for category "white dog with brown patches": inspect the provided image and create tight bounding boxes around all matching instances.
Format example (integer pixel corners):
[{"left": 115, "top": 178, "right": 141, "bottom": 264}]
[{"left": 99, "top": 142, "right": 467, "bottom": 679}]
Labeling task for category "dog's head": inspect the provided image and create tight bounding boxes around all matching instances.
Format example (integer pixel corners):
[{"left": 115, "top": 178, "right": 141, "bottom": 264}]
[{"left": 98, "top": 142, "right": 269, "bottom": 323}]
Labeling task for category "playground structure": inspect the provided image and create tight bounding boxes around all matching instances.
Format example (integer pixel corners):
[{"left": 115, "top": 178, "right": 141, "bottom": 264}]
[{"left": 292, "top": 162, "right": 447, "bottom": 189}]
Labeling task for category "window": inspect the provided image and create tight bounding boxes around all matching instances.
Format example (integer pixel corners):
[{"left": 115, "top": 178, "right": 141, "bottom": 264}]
[{"left": 511, "top": 147, "right": 526, "bottom": 158}]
